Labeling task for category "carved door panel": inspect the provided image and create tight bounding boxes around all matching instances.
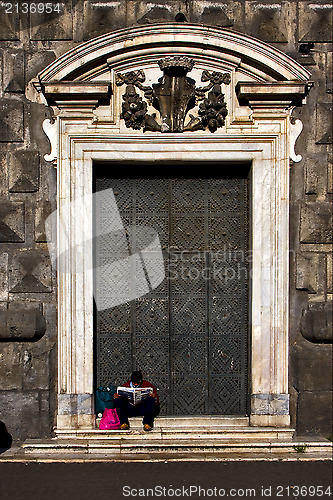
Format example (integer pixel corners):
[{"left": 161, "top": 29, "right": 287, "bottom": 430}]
[{"left": 94, "top": 173, "right": 249, "bottom": 415}]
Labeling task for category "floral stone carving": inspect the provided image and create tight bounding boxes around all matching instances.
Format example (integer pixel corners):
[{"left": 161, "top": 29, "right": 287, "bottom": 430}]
[
  {"left": 120, "top": 84, "right": 148, "bottom": 130},
  {"left": 116, "top": 58, "right": 230, "bottom": 133},
  {"left": 197, "top": 84, "right": 228, "bottom": 133}
]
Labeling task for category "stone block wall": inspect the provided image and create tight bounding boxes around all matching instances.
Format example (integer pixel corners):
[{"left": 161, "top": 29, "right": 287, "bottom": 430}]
[
  {"left": 0, "top": 0, "right": 332, "bottom": 441},
  {"left": 0, "top": 6, "right": 58, "bottom": 440}
]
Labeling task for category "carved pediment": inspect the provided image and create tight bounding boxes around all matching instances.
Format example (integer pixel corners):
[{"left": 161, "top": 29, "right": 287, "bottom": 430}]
[{"left": 35, "top": 24, "right": 312, "bottom": 159}]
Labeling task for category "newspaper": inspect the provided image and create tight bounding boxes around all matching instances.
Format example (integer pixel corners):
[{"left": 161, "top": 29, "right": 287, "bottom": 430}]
[{"left": 117, "top": 386, "right": 153, "bottom": 406}]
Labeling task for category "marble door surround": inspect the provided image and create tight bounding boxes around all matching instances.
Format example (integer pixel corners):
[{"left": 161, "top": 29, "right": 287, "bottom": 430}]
[{"left": 32, "top": 24, "right": 312, "bottom": 430}]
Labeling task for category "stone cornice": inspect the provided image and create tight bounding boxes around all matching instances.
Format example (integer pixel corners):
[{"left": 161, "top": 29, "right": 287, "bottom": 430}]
[
  {"left": 236, "top": 81, "right": 312, "bottom": 109},
  {"left": 40, "top": 81, "right": 111, "bottom": 110}
]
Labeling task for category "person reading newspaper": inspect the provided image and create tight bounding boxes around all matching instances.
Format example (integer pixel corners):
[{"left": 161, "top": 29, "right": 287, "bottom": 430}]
[
  {"left": 117, "top": 386, "right": 153, "bottom": 406},
  {"left": 113, "top": 371, "right": 160, "bottom": 431}
]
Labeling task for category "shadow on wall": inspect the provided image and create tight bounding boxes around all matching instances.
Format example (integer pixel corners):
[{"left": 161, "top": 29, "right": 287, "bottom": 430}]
[{"left": 0, "top": 421, "right": 12, "bottom": 453}]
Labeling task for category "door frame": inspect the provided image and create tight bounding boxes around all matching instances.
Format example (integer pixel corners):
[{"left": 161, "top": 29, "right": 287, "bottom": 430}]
[{"left": 54, "top": 133, "right": 290, "bottom": 429}]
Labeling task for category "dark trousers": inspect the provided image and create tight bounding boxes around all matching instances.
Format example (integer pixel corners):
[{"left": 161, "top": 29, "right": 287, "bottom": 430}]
[{"left": 114, "top": 397, "right": 159, "bottom": 427}]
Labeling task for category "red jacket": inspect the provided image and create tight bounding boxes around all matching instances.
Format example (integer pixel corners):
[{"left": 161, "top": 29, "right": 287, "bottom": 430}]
[{"left": 123, "top": 380, "right": 159, "bottom": 405}]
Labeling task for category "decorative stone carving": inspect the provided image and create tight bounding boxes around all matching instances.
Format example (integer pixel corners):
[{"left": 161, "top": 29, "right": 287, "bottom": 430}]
[
  {"left": 42, "top": 82, "right": 111, "bottom": 110},
  {"left": 120, "top": 85, "right": 149, "bottom": 130},
  {"left": 42, "top": 118, "right": 58, "bottom": 163},
  {"left": 236, "top": 81, "right": 311, "bottom": 108},
  {"left": 196, "top": 70, "right": 231, "bottom": 95},
  {"left": 290, "top": 117, "right": 303, "bottom": 163},
  {"left": 197, "top": 84, "right": 228, "bottom": 133},
  {"left": 152, "top": 56, "right": 196, "bottom": 132},
  {"left": 115, "top": 70, "right": 150, "bottom": 93},
  {"left": 116, "top": 57, "right": 230, "bottom": 133}
]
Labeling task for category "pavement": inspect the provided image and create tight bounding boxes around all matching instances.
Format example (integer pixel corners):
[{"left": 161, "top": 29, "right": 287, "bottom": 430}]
[
  {"left": 1, "top": 435, "right": 331, "bottom": 500},
  {"left": 0, "top": 459, "right": 332, "bottom": 500}
]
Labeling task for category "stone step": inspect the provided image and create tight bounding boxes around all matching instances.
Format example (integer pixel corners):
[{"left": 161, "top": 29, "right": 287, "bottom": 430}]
[
  {"left": 21, "top": 416, "right": 331, "bottom": 459},
  {"left": 94, "top": 416, "right": 250, "bottom": 429},
  {"left": 21, "top": 437, "right": 332, "bottom": 457},
  {"left": 55, "top": 427, "right": 295, "bottom": 442}
]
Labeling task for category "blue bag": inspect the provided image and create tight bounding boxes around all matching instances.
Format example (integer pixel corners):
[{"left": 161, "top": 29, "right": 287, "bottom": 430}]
[{"left": 95, "top": 384, "right": 117, "bottom": 414}]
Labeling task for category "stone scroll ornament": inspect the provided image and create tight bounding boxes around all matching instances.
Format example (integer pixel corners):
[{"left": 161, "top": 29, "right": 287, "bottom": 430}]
[{"left": 115, "top": 57, "right": 230, "bottom": 133}]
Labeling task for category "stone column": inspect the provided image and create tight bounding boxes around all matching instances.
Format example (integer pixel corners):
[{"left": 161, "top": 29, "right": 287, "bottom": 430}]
[
  {"left": 42, "top": 83, "right": 111, "bottom": 429},
  {"left": 237, "top": 82, "right": 310, "bottom": 427}
]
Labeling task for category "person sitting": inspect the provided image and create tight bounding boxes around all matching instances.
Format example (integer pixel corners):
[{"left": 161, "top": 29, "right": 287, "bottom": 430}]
[{"left": 113, "top": 371, "right": 160, "bottom": 432}]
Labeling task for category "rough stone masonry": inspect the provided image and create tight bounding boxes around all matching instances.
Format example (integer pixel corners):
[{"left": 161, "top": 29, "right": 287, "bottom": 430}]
[{"left": 0, "top": 0, "right": 332, "bottom": 442}]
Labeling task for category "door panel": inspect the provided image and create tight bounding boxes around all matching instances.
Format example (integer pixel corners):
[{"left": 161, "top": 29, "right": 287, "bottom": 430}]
[{"left": 94, "top": 172, "right": 249, "bottom": 415}]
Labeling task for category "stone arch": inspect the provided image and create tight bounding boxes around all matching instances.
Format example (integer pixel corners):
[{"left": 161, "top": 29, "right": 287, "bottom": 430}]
[{"left": 37, "top": 24, "right": 310, "bottom": 83}]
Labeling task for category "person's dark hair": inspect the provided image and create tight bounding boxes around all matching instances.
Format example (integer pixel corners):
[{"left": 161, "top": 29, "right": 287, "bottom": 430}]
[{"left": 131, "top": 371, "right": 143, "bottom": 384}]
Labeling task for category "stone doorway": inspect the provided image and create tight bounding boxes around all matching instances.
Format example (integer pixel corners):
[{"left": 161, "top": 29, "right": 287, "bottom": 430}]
[
  {"left": 93, "top": 164, "right": 250, "bottom": 415},
  {"left": 34, "top": 24, "right": 311, "bottom": 430}
]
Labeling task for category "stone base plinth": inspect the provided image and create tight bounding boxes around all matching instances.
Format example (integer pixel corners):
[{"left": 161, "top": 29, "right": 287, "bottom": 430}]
[
  {"left": 57, "top": 414, "right": 96, "bottom": 430},
  {"left": 250, "top": 415, "right": 291, "bottom": 427}
]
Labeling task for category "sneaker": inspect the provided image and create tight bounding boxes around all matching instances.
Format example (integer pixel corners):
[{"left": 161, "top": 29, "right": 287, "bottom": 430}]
[
  {"left": 143, "top": 424, "right": 152, "bottom": 432},
  {"left": 120, "top": 423, "right": 130, "bottom": 430}
]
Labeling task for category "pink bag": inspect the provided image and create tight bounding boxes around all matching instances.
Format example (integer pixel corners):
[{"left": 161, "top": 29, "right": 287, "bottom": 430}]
[{"left": 99, "top": 408, "right": 120, "bottom": 430}]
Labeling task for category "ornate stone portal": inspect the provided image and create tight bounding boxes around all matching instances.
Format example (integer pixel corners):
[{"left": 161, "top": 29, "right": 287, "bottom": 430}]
[
  {"left": 116, "top": 56, "right": 230, "bottom": 133},
  {"left": 33, "top": 24, "right": 312, "bottom": 431}
]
